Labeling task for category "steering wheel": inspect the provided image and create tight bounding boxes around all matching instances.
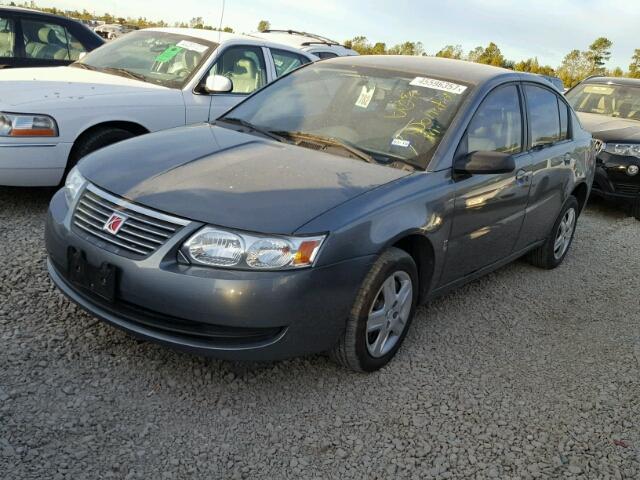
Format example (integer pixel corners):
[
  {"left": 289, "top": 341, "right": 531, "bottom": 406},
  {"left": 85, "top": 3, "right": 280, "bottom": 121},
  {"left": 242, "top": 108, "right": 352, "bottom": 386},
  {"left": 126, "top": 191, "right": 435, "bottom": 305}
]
[{"left": 173, "top": 68, "right": 191, "bottom": 79}]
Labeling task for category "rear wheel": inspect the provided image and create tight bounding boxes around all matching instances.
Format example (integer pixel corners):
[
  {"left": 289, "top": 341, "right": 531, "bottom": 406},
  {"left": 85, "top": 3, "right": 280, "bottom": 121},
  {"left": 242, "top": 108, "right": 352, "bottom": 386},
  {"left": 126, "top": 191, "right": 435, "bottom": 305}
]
[
  {"left": 330, "top": 248, "right": 418, "bottom": 372},
  {"left": 62, "top": 127, "right": 136, "bottom": 184},
  {"left": 527, "top": 196, "right": 579, "bottom": 269}
]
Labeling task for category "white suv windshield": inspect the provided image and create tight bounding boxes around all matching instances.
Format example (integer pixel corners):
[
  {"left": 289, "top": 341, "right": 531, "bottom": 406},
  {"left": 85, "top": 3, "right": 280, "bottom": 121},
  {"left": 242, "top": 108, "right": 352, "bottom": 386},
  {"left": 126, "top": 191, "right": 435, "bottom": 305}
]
[
  {"left": 76, "top": 31, "right": 216, "bottom": 88},
  {"left": 222, "top": 63, "right": 470, "bottom": 168}
]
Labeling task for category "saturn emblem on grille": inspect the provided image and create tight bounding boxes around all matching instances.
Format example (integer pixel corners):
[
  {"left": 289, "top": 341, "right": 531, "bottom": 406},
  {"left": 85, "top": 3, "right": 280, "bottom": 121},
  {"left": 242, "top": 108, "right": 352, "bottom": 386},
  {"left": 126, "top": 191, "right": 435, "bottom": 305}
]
[{"left": 103, "top": 213, "right": 127, "bottom": 235}]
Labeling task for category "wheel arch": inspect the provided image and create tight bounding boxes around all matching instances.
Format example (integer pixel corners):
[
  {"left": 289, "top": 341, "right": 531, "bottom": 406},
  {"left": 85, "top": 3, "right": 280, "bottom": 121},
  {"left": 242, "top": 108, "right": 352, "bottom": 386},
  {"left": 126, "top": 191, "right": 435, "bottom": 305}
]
[
  {"left": 570, "top": 181, "right": 589, "bottom": 213},
  {"left": 68, "top": 120, "right": 150, "bottom": 161},
  {"left": 390, "top": 232, "right": 436, "bottom": 304}
]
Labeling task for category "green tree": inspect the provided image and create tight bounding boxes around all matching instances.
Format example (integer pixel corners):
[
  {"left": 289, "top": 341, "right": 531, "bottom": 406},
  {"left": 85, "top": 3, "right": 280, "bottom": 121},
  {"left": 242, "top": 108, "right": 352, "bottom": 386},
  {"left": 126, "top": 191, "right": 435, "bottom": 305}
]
[
  {"left": 629, "top": 49, "right": 640, "bottom": 78},
  {"left": 586, "top": 37, "right": 612, "bottom": 74},
  {"left": 557, "top": 49, "right": 591, "bottom": 88},
  {"left": 435, "top": 45, "right": 463, "bottom": 59},
  {"left": 467, "top": 46, "right": 484, "bottom": 63},
  {"left": 388, "top": 41, "right": 424, "bottom": 56},
  {"left": 476, "top": 42, "right": 505, "bottom": 67},
  {"left": 610, "top": 66, "right": 624, "bottom": 77},
  {"left": 257, "top": 20, "right": 270, "bottom": 32}
]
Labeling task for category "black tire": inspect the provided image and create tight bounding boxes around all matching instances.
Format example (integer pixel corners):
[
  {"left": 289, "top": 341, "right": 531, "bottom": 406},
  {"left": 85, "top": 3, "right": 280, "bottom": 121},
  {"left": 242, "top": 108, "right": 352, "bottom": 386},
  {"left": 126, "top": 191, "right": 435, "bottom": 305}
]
[
  {"left": 527, "top": 196, "right": 579, "bottom": 269},
  {"left": 330, "top": 248, "right": 419, "bottom": 372},
  {"left": 631, "top": 200, "right": 640, "bottom": 221},
  {"left": 62, "top": 127, "right": 136, "bottom": 183}
]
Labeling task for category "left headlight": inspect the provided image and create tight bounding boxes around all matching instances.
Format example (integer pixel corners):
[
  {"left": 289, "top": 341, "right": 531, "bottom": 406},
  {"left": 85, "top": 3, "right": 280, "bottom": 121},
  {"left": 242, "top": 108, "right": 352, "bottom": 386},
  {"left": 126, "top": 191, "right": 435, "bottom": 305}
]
[
  {"left": 604, "top": 143, "right": 640, "bottom": 158},
  {"left": 64, "top": 167, "right": 86, "bottom": 206},
  {"left": 0, "top": 112, "right": 58, "bottom": 137},
  {"left": 182, "top": 227, "right": 326, "bottom": 270}
]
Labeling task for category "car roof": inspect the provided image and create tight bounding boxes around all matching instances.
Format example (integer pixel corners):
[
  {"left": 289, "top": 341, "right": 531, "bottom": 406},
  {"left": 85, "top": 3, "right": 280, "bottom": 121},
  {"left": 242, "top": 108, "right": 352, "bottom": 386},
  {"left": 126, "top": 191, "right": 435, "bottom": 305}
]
[
  {"left": 580, "top": 76, "right": 640, "bottom": 87},
  {"left": 250, "top": 30, "right": 357, "bottom": 54},
  {"left": 0, "top": 6, "right": 72, "bottom": 21},
  {"left": 146, "top": 27, "right": 316, "bottom": 56},
  {"left": 322, "top": 55, "right": 518, "bottom": 85}
]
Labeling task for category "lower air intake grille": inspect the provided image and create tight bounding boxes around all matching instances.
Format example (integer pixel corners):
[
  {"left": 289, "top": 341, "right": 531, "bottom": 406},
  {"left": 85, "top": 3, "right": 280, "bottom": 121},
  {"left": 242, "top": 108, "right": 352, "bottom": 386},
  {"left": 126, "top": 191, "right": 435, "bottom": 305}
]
[{"left": 72, "top": 184, "right": 189, "bottom": 259}]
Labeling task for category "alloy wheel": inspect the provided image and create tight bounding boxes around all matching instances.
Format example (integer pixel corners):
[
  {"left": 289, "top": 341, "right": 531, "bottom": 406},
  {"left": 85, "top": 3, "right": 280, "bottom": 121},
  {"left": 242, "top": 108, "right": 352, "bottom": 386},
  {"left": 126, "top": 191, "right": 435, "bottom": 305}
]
[{"left": 554, "top": 207, "right": 576, "bottom": 260}]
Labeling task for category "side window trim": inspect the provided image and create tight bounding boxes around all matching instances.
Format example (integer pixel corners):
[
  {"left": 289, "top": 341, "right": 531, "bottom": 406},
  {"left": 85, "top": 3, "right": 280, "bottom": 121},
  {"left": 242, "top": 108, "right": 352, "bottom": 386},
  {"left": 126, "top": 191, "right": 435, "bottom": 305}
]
[{"left": 455, "top": 82, "right": 526, "bottom": 160}]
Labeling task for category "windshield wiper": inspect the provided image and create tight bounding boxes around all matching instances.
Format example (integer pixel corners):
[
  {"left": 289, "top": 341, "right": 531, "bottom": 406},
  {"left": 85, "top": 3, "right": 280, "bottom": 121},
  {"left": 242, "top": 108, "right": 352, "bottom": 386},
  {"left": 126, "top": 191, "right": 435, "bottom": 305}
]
[
  {"left": 70, "top": 62, "right": 96, "bottom": 71},
  {"left": 219, "top": 118, "right": 289, "bottom": 143},
  {"left": 101, "top": 67, "right": 147, "bottom": 82},
  {"left": 275, "top": 131, "right": 377, "bottom": 164}
]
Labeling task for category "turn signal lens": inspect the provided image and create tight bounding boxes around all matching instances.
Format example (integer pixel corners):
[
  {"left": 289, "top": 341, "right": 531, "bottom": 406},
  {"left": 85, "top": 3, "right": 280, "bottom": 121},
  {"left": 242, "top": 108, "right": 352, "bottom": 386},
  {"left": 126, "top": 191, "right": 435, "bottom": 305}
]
[
  {"left": 0, "top": 112, "right": 58, "bottom": 137},
  {"left": 293, "top": 239, "right": 323, "bottom": 266}
]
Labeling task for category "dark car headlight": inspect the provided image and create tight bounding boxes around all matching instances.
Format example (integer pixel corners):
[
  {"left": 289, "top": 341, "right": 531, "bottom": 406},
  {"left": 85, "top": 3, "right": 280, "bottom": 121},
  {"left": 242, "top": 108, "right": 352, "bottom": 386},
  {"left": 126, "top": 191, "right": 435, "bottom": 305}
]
[{"left": 182, "top": 227, "right": 326, "bottom": 270}]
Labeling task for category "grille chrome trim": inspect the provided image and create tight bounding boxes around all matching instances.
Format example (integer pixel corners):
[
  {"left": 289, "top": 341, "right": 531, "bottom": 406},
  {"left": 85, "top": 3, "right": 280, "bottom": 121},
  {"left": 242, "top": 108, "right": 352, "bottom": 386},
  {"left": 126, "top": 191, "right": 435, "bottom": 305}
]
[{"left": 72, "top": 184, "right": 190, "bottom": 258}]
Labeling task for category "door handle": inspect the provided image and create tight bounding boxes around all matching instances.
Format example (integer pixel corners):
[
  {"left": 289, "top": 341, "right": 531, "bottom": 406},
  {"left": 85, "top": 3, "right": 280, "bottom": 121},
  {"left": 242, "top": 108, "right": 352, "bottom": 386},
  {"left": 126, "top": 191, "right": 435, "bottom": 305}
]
[{"left": 563, "top": 154, "right": 572, "bottom": 166}]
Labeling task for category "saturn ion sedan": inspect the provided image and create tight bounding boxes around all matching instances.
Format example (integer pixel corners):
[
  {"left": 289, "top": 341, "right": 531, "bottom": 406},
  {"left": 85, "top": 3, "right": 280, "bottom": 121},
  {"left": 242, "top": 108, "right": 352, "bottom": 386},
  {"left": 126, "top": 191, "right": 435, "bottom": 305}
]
[{"left": 46, "top": 56, "right": 596, "bottom": 372}]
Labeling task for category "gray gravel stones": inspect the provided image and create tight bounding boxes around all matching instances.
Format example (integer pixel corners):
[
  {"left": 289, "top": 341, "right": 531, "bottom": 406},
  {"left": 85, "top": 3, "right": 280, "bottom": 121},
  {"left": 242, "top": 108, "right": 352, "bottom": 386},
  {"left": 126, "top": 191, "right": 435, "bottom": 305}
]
[{"left": 1, "top": 188, "right": 639, "bottom": 479}]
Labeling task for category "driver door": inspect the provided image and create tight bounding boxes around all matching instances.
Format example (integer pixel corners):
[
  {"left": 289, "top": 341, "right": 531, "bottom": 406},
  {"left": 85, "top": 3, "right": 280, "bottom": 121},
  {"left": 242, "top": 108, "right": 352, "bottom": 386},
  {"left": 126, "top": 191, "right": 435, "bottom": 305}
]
[{"left": 440, "top": 83, "right": 533, "bottom": 284}]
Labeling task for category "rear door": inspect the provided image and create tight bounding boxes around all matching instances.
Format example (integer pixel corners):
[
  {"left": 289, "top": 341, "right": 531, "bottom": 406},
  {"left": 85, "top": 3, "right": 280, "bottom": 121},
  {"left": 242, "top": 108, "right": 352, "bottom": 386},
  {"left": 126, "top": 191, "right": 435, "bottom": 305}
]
[
  {"left": 19, "top": 16, "right": 88, "bottom": 67},
  {"left": 205, "top": 44, "right": 269, "bottom": 120},
  {"left": 0, "top": 13, "right": 18, "bottom": 69},
  {"left": 440, "top": 83, "right": 533, "bottom": 284},
  {"left": 514, "top": 83, "right": 576, "bottom": 250}
]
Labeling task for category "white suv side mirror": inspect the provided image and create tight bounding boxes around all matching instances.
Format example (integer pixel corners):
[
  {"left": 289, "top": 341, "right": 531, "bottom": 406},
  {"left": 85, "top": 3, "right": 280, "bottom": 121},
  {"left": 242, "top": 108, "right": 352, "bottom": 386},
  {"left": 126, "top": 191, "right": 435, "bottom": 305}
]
[{"left": 204, "top": 75, "right": 233, "bottom": 94}]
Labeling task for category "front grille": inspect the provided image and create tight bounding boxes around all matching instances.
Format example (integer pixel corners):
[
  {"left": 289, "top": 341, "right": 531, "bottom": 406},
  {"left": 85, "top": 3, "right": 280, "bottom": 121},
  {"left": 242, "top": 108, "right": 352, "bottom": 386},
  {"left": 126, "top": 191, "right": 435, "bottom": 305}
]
[
  {"left": 72, "top": 184, "right": 189, "bottom": 258},
  {"left": 615, "top": 183, "right": 640, "bottom": 195}
]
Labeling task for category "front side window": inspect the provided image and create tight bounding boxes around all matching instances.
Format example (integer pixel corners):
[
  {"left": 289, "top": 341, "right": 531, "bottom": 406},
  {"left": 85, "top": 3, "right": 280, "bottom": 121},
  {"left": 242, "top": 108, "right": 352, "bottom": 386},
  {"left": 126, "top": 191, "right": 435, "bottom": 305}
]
[
  {"left": 315, "top": 51, "right": 338, "bottom": 60},
  {"left": 270, "top": 48, "right": 310, "bottom": 76},
  {"left": 77, "top": 30, "right": 216, "bottom": 88},
  {"left": 21, "top": 19, "right": 86, "bottom": 61},
  {"left": 0, "top": 16, "right": 15, "bottom": 58},
  {"left": 526, "top": 85, "right": 561, "bottom": 148},
  {"left": 209, "top": 45, "right": 267, "bottom": 94},
  {"left": 566, "top": 82, "right": 640, "bottom": 121},
  {"left": 222, "top": 63, "right": 471, "bottom": 168},
  {"left": 463, "top": 84, "right": 523, "bottom": 154}
]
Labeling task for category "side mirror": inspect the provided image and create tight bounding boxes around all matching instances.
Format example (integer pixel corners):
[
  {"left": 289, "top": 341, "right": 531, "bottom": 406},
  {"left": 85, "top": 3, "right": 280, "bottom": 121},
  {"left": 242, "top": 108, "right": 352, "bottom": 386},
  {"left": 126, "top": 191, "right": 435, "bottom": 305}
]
[
  {"left": 454, "top": 151, "right": 516, "bottom": 175},
  {"left": 204, "top": 75, "right": 233, "bottom": 94}
]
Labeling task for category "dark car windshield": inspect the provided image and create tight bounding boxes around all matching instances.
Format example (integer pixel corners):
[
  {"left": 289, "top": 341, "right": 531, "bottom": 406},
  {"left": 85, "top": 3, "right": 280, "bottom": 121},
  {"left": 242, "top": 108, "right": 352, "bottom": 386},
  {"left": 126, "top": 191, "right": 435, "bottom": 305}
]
[
  {"left": 74, "top": 30, "right": 217, "bottom": 89},
  {"left": 566, "top": 83, "right": 640, "bottom": 121},
  {"left": 220, "top": 63, "right": 471, "bottom": 169}
]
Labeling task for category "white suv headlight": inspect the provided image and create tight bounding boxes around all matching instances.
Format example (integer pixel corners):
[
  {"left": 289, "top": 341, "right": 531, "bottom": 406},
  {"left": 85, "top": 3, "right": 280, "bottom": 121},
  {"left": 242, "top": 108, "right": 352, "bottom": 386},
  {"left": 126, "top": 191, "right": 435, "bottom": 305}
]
[
  {"left": 0, "top": 112, "right": 58, "bottom": 137},
  {"left": 64, "top": 167, "right": 86, "bottom": 206},
  {"left": 183, "top": 227, "right": 326, "bottom": 270},
  {"left": 604, "top": 143, "right": 640, "bottom": 158}
]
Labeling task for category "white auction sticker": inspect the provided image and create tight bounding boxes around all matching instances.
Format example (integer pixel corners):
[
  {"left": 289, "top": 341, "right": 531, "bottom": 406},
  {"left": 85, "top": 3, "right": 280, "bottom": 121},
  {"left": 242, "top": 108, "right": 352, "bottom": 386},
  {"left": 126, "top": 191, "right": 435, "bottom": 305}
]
[
  {"left": 391, "top": 138, "right": 411, "bottom": 148},
  {"left": 176, "top": 40, "right": 209, "bottom": 53},
  {"left": 355, "top": 85, "right": 376, "bottom": 108},
  {"left": 409, "top": 77, "right": 467, "bottom": 94}
]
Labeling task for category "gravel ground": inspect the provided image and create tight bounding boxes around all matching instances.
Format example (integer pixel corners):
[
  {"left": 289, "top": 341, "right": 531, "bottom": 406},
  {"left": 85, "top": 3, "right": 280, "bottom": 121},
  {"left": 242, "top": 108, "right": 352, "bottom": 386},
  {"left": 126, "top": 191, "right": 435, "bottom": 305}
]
[{"left": 1, "top": 187, "right": 639, "bottom": 480}]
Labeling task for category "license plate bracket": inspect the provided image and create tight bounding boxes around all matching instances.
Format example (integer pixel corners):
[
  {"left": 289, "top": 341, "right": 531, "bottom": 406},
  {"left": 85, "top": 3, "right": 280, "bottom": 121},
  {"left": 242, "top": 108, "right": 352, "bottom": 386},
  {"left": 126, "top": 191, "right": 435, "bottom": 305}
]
[{"left": 67, "top": 248, "right": 117, "bottom": 302}]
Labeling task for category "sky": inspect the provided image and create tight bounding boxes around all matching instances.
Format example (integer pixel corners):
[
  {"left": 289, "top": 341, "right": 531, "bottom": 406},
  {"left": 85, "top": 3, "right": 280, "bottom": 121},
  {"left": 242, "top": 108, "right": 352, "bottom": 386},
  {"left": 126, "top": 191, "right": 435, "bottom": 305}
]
[{"left": 24, "top": 0, "right": 640, "bottom": 69}]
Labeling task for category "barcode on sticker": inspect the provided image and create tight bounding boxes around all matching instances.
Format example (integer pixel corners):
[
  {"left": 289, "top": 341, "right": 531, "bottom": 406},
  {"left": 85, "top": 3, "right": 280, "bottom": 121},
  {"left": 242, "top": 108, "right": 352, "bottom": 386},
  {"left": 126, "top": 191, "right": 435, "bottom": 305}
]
[
  {"left": 410, "top": 77, "right": 467, "bottom": 94},
  {"left": 392, "top": 138, "right": 411, "bottom": 148}
]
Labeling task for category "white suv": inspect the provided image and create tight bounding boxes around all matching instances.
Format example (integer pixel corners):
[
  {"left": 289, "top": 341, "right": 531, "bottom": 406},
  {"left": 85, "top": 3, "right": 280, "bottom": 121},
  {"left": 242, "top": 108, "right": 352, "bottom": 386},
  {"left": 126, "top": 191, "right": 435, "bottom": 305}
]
[
  {"left": 251, "top": 30, "right": 358, "bottom": 60},
  {"left": 0, "top": 28, "right": 316, "bottom": 186}
]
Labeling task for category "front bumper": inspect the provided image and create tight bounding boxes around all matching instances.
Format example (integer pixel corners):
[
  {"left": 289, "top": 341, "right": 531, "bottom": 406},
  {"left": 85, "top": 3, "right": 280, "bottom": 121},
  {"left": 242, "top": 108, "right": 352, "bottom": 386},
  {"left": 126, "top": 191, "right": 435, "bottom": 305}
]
[
  {"left": 0, "top": 142, "right": 73, "bottom": 186},
  {"left": 45, "top": 189, "right": 374, "bottom": 361},
  {"left": 591, "top": 152, "right": 640, "bottom": 201}
]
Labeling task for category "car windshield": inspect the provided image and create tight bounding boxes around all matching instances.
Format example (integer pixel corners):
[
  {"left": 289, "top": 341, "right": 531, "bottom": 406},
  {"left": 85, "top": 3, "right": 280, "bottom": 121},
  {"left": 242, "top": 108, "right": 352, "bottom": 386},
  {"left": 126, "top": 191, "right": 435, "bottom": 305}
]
[
  {"left": 220, "top": 63, "right": 471, "bottom": 169},
  {"left": 566, "top": 83, "right": 640, "bottom": 121},
  {"left": 74, "top": 30, "right": 216, "bottom": 89}
]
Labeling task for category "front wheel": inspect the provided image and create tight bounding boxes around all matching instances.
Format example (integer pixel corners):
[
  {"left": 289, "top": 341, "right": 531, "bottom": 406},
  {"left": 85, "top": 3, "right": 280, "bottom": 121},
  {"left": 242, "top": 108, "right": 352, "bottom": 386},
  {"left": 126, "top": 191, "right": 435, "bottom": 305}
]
[
  {"left": 330, "top": 248, "right": 418, "bottom": 372},
  {"left": 527, "top": 196, "right": 579, "bottom": 269}
]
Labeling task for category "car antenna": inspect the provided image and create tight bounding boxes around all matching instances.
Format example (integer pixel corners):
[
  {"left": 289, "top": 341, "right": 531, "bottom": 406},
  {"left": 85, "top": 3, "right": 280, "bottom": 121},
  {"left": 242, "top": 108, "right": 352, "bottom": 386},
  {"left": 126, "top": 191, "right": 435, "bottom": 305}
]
[{"left": 218, "top": 0, "right": 226, "bottom": 43}]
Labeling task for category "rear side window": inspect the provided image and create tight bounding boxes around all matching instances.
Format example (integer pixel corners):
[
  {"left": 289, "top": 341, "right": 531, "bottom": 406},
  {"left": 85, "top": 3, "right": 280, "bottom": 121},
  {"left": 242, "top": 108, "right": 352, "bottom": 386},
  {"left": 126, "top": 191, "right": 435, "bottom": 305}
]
[
  {"left": 558, "top": 98, "right": 570, "bottom": 140},
  {"left": 463, "top": 84, "right": 523, "bottom": 154},
  {"left": 315, "top": 51, "right": 338, "bottom": 60},
  {"left": 270, "top": 48, "right": 310, "bottom": 77},
  {"left": 21, "top": 19, "right": 87, "bottom": 61},
  {"left": 0, "top": 16, "right": 15, "bottom": 58},
  {"left": 525, "top": 84, "right": 562, "bottom": 147}
]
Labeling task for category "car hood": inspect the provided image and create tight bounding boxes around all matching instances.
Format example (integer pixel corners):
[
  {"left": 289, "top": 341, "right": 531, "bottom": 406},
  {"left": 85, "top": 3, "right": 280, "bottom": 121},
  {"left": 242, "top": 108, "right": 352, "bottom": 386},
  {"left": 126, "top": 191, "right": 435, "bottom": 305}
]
[
  {"left": 78, "top": 124, "right": 412, "bottom": 234},
  {"left": 576, "top": 112, "right": 640, "bottom": 143},
  {"left": 0, "top": 66, "right": 167, "bottom": 107}
]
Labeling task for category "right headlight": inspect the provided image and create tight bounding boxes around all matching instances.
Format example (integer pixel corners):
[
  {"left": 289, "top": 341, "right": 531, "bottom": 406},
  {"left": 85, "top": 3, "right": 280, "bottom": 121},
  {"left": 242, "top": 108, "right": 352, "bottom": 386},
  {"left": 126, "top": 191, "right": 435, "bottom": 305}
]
[
  {"left": 64, "top": 167, "right": 86, "bottom": 206},
  {"left": 182, "top": 227, "right": 326, "bottom": 271},
  {"left": 0, "top": 112, "right": 58, "bottom": 137}
]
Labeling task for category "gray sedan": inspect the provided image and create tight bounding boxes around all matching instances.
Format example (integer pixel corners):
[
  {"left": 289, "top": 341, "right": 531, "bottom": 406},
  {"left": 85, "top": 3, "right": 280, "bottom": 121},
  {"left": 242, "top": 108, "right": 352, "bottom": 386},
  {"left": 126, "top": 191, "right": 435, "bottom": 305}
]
[{"left": 45, "top": 56, "right": 596, "bottom": 371}]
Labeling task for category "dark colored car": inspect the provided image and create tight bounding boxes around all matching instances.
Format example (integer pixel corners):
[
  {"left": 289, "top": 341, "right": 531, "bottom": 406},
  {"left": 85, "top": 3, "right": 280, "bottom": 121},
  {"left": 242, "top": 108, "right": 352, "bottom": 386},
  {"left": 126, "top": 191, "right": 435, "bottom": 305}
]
[
  {"left": 0, "top": 6, "right": 103, "bottom": 69},
  {"left": 539, "top": 74, "right": 565, "bottom": 93},
  {"left": 566, "top": 76, "right": 640, "bottom": 219},
  {"left": 46, "top": 56, "right": 596, "bottom": 371}
]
